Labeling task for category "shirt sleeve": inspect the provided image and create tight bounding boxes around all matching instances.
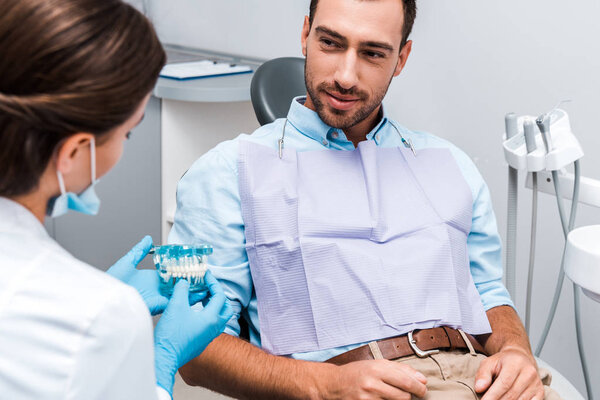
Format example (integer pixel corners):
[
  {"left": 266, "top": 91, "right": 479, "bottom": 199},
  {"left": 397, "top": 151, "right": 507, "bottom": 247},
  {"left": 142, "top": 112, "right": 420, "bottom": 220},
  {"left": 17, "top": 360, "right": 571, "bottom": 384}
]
[
  {"left": 66, "top": 285, "right": 160, "bottom": 400},
  {"left": 168, "top": 142, "right": 253, "bottom": 336},
  {"left": 449, "top": 146, "right": 515, "bottom": 311}
]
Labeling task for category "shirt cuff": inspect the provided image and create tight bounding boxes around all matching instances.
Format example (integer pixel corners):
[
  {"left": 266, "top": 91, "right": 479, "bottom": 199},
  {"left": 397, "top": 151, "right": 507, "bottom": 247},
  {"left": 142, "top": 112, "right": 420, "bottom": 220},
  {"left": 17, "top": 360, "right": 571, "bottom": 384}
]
[
  {"left": 156, "top": 385, "right": 172, "bottom": 400},
  {"left": 476, "top": 279, "right": 515, "bottom": 311}
]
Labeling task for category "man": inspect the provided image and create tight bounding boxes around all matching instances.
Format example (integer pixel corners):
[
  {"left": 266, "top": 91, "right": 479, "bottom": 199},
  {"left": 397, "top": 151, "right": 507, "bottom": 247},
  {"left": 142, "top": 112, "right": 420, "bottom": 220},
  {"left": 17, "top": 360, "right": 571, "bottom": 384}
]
[{"left": 170, "top": 0, "right": 558, "bottom": 398}]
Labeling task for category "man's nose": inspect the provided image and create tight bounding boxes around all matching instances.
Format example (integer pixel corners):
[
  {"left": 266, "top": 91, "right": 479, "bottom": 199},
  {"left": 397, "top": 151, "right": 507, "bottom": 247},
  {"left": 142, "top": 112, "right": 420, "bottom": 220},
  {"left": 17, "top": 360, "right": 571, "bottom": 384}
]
[{"left": 333, "top": 51, "right": 359, "bottom": 91}]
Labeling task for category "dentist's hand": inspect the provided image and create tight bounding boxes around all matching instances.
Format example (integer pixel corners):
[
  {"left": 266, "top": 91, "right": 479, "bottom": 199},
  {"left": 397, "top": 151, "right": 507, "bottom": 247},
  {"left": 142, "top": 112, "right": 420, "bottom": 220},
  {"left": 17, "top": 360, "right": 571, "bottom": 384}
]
[
  {"left": 154, "top": 272, "right": 232, "bottom": 395},
  {"left": 107, "top": 236, "right": 169, "bottom": 315}
]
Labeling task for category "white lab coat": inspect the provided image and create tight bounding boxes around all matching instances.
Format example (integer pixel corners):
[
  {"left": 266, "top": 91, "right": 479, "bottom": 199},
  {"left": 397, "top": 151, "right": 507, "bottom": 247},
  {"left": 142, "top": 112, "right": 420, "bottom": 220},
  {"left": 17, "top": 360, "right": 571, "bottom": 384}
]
[{"left": 0, "top": 198, "right": 171, "bottom": 400}]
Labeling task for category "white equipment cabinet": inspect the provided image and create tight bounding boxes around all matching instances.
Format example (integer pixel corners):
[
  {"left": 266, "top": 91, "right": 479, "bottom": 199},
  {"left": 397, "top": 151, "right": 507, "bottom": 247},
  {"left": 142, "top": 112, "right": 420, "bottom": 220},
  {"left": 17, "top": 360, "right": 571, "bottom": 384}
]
[
  {"left": 157, "top": 45, "right": 259, "bottom": 400},
  {"left": 156, "top": 46, "right": 262, "bottom": 243}
]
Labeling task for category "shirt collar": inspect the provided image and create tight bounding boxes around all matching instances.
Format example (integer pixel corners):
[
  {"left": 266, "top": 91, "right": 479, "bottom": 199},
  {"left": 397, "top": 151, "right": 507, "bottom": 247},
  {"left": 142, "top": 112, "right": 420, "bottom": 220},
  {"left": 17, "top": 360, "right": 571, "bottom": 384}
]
[
  {"left": 0, "top": 197, "right": 49, "bottom": 240},
  {"left": 365, "top": 106, "right": 389, "bottom": 145},
  {"left": 286, "top": 96, "right": 390, "bottom": 146}
]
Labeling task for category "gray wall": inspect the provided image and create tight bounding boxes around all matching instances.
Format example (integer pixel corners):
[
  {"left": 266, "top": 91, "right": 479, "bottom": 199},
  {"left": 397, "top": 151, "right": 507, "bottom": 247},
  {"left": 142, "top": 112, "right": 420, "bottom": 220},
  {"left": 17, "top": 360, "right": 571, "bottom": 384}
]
[{"left": 142, "top": 0, "right": 600, "bottom": 395}]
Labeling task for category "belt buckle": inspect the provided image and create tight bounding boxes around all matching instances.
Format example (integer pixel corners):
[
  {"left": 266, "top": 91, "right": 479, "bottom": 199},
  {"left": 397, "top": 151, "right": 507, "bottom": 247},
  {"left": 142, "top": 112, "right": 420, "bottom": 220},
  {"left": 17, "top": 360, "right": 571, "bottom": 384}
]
[{"left": 408, "top": 330, "right": 440, "bottom": 358}]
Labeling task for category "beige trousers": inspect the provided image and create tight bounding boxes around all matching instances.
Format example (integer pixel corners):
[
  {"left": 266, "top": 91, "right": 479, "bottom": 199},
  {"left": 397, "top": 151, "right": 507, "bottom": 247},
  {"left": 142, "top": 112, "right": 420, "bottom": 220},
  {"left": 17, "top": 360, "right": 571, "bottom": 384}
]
[{"left": 392, "top": 350, "right": 561, "bottom": 400}]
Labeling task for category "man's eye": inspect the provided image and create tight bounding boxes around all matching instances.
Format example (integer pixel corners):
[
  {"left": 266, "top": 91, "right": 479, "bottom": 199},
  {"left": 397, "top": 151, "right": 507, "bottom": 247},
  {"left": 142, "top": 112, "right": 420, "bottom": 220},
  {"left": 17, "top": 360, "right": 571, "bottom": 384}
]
[
  {"left": 364, "top": 51, "right": 384, "bottom": 59},
  {"left": 320, "top": 38, "right": 338, "bottom": 48}
]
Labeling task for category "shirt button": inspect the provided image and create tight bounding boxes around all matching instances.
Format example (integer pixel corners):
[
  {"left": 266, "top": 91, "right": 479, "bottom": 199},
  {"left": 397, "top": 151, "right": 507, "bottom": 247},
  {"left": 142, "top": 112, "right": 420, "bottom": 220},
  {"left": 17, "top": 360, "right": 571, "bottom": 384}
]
[
  {"left": 322, "top": 139, "right": 329, "bottom": 146},
  {"left": 331, "top": 131, "right": 339, "bottom": 139},
  {"left": 375, "top": 134, "right": 380, "bottom": 141}
]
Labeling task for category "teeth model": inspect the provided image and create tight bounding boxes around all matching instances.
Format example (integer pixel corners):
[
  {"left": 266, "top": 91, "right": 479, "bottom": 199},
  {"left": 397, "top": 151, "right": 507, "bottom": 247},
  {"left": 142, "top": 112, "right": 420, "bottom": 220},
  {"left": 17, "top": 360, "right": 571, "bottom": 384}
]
[
  {"left": 161, "top": 256, "right": 207, "bottom": 284},
  {"left": 150, "top": 244, "right": 213, "bottom": 296}
]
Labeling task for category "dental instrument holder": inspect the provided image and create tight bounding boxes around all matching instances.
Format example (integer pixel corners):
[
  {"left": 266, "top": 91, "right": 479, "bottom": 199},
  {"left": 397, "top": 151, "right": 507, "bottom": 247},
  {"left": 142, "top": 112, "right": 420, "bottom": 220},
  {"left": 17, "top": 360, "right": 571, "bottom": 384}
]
[
  {"left": 150, "top": 244, "right": 213, "bottom": 297},
  {"left": 502, "top": 108, "right": 584, "bottom": 311},
  {"left": 503, "top": 109, "right": 583, "bottom": 173},
  {"left": 503, "top": 108, "right": 595, "bottom": 400}
]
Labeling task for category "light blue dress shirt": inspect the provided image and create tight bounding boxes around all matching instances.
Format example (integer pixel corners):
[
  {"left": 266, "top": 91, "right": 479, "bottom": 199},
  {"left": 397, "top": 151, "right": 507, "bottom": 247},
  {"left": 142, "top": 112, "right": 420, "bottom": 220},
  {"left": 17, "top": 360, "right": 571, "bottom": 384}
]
[{"left": 169, "top": 97, "right": 514, "bottom": 362}]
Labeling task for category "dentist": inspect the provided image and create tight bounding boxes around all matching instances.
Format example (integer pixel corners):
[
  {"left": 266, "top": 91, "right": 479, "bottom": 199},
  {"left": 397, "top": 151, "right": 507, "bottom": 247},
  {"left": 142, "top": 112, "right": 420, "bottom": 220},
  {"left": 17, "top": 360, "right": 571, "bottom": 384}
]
[{"left": 0, "top": 0, "right": 232, "bottom": 399}]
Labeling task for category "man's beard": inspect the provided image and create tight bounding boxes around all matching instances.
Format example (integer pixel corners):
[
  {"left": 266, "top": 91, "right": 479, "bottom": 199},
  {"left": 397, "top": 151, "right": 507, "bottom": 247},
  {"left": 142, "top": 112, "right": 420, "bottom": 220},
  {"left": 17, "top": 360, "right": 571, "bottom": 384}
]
[{"left": 304, "top": 66, "right": 392, "bottom": 130}]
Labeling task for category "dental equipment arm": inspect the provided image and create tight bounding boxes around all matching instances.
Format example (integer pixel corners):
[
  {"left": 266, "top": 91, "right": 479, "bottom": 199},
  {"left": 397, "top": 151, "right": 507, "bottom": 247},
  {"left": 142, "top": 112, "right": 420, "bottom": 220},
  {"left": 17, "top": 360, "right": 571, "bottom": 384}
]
[
  {"left": 502, "top": 108, "right": 582, "bottom": 351},
  {"left": 502, "top": 106, "right": 593, "bottom": 399}
]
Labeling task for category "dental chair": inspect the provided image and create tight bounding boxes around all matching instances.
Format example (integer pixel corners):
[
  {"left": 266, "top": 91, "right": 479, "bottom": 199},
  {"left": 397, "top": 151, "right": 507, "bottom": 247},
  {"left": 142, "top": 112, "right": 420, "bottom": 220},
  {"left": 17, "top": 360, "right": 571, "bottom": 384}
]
[
  {"left": 250, "top": 57, "right": 306, "bottom": 125},
  {"left": 237, "top": 57, "right": 305, "bottom": 340},
  {"left": 249, "top": 57, "right": 585, "bottom": 399}
]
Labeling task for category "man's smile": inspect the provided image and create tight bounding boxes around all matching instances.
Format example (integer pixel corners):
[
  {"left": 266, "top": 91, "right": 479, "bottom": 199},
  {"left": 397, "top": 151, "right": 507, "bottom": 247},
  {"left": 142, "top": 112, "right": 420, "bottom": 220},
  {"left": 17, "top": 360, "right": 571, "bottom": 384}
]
[{"left": 324, "top": 90, "right": 360, "bottom": 111}]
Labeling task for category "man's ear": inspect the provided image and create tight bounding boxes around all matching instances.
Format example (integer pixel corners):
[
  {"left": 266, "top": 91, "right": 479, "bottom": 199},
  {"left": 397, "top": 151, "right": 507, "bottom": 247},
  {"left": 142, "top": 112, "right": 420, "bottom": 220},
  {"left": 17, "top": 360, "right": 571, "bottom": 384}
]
[
  {"left": 393, "top": 40, "right": 413, "bottom": 77},
  {"left": 301, "top": 15, "right": 310, "bottom": 57},
  {"left": 55, "top": 133, "right": 94, "bottom": 175}
]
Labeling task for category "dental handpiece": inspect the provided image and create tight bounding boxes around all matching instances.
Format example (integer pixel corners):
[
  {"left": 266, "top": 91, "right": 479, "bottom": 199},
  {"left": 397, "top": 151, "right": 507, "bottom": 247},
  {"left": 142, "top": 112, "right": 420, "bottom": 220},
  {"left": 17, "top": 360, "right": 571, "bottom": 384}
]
[
  {"left": 536, "top": 114, "right": 553, "bottom": 153},
  {"left": 524, "top": 119, "right": 538, "bottom": 153},
  {"left": 505, "top": 112, "right": 519, "bottom": 139}
]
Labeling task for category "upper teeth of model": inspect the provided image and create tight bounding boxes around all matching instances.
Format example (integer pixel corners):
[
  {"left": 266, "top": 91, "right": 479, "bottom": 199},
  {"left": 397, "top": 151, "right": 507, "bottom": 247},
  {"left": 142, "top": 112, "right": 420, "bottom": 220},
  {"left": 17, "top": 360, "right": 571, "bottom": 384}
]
[{"left": 165, "top": 258, "right": 207, "bottom": 279}]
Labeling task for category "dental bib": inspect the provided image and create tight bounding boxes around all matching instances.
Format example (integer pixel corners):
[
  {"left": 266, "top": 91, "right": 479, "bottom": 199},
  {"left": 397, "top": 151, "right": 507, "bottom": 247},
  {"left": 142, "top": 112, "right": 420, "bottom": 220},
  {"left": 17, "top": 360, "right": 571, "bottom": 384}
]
[{"left": 238, "top": 140, "right": 491, "bottom": 356}]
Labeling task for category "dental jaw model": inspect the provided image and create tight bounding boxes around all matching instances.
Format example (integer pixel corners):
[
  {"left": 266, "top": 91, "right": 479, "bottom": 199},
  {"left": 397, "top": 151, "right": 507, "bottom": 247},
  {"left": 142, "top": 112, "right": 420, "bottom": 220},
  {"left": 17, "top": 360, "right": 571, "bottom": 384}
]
[{"left": 150, "top": 244, "right": 213, "bottom": 297}]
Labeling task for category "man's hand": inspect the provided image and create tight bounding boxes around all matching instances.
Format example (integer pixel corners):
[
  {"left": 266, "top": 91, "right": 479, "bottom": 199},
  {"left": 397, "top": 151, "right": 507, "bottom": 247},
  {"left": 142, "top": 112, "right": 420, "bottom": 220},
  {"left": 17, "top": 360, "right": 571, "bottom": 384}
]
[
  {"left": 476, "top": 306, "right": 545, "bottom": 400},
  {"left": 475, "top": 346, "right": 544, "bottom": 400},
  {"left": 319, "top": 359, "right": 428, "bottom": 400}
]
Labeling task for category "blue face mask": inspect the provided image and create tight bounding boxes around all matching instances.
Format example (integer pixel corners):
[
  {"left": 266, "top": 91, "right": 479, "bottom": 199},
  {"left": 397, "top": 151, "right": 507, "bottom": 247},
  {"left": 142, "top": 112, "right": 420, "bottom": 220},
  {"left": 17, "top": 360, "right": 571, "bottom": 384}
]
[{"left": 47, "top": 137, "right": 101, "bottom": 218}]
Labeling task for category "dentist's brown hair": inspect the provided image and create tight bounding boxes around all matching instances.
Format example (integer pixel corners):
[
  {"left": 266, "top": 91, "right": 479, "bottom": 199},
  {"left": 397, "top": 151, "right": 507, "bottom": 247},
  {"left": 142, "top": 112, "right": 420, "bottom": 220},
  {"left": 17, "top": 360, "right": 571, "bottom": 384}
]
[{"left": 0, "top": 0, "right": 166, "bottom": 197}]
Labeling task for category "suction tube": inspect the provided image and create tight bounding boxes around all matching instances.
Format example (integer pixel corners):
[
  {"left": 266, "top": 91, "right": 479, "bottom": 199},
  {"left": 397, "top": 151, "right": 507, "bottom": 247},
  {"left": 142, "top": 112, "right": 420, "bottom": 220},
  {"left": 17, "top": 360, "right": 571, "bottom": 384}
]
[
  {"left": 525, "top": 172, "right": 537, "bottom": 335},
  {"left": 505, "top": 113, "right": 519, "bottom": 301},
  {"left": 506, "top": 168, "right": 518, "bottom": 301},
  {"left": 535, "top": 162, "right": 580, "bottom": 357},
  {"left": 524, "top": 119, "right": 539, "bottom": 335}
]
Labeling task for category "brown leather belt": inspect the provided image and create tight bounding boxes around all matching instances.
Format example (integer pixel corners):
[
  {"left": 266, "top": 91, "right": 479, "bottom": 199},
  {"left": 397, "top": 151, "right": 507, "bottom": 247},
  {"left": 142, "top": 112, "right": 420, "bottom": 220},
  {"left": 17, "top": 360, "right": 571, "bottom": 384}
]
[{"left": 325, "top": 327, "right": 486, "bottom": 366}]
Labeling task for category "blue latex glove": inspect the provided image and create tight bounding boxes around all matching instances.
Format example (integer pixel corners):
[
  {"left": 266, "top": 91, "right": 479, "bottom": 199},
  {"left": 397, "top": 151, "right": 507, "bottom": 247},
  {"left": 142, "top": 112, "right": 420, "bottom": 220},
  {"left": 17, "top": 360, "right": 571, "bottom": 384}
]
[
  {"left": 108, "top": 236, "right": 209, "bottom": 316},
  {"left": 154, "top": 271, "right": 232, "bottom": 395},
  {"left": 107, "top": 236, "right": 169, "bottom": 316}
]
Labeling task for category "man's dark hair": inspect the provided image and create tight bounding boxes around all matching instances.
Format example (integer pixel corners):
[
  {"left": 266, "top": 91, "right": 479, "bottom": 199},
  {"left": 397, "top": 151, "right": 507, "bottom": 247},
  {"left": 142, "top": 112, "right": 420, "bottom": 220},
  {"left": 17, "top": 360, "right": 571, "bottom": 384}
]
[{"left": 308, "top": 0, "right": 417, "bottom": 49}]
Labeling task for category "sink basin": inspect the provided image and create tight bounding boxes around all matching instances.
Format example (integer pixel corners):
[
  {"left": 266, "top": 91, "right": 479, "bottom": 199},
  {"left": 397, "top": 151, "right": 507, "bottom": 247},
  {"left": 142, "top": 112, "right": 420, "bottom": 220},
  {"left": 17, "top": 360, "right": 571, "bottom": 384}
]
[{"left": 564, "top": 225, "right": 600, "bottom": 302}]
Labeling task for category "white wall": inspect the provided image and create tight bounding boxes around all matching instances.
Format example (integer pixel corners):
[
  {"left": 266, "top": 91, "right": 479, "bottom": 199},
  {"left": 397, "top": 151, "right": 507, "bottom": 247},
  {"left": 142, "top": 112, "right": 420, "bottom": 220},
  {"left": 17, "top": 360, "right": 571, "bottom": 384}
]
[
  {"left": 146, "top": 0, "right": 600, "bottom": 396},
  {"left": 148, "top": 0, "right": 310, "bottom": 59}
]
